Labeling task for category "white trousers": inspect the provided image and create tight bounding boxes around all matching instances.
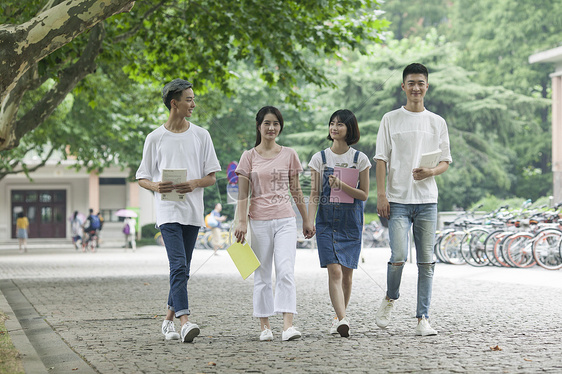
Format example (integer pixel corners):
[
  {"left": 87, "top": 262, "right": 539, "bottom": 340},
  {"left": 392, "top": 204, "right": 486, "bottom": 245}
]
[{"left": 249, "top": 217, "right": 297, "bottom": 317}]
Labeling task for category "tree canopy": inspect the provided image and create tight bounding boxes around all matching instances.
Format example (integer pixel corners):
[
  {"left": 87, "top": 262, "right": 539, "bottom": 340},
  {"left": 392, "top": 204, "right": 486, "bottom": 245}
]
[
  {"left": 2, "top": 0, "right": 560, "bottom": 213},
  {"left": 0, "top": 0, "right": 135, "bottom": 150},
  {"left": 0, "top": 0, "right": 386, "bottom": 152}
]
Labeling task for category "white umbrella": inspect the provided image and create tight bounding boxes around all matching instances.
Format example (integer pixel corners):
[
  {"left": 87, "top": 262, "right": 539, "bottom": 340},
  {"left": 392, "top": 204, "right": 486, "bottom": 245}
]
[{"left": 116, "top": 209, "right": 138, "bottom": 218}]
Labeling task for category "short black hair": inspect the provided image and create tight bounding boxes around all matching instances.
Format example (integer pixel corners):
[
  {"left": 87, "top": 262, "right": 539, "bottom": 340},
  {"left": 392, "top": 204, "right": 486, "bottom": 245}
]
[
  {"left": 326, "top": 109, "right": 360, "bottom": 146},
  {"left": 403, "top": 63, "right": 429, "bottom": 82},
  {"left": 162, "top": 79, "right": 193, "bottom": 110}
]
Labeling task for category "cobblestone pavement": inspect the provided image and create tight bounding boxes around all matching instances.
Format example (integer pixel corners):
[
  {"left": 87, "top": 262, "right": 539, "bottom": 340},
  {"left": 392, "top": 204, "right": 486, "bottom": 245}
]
[{"left": 1, "top": 245, "right": 562, "bottom": 373}]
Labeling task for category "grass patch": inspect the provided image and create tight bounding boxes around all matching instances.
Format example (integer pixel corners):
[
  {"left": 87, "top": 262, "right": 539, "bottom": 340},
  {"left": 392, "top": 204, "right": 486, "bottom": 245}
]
[
  {"left": 364, "top": 212, "right": 380, "bottom": 224},
  {"left": 0, "top": 311, "right": 24, "bottom": 374}
]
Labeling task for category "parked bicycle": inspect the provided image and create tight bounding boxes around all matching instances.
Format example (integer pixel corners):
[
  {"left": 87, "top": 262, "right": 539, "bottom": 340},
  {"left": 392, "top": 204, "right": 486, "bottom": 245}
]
[
  {"left": 363, "top": 221, "right": 389, "bottom": 248},
  {"left": 436, "top": 202, "right": 562, "bottom": 270}
]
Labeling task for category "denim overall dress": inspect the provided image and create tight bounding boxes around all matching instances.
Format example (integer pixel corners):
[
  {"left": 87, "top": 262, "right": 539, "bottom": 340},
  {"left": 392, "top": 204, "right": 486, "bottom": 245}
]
[{"left": 315, "top": 150, "right": 364, "bottom": 269}]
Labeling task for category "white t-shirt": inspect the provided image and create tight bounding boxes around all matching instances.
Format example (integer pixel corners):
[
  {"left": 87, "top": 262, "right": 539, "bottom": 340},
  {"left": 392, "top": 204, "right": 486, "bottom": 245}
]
[
  {"left": 136, "top": 123, "right": 221, "bottom": 227},
  {"left": 374, "top": 107, "right": 452, "bottom": 204},
  {"left": 309, "top": 147, "right": 371, "bottom": 176}
]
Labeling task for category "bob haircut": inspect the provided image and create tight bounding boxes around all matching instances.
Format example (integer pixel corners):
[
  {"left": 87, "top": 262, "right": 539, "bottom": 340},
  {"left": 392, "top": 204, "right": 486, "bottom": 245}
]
[
  {"left": 402, "top": 63, "right": 429, "bottom": 82},
  {"left": 326, "top": 109, "right": 360, "bottom": 146},
  {"left": 255, "top": 106, "right": 284, "bottom": 147}
]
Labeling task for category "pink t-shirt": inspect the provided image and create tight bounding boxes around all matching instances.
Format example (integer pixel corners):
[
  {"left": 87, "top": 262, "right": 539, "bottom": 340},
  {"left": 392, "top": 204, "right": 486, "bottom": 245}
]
[{"left": 236, "top": 147, "right": 303, "bottom": 220}]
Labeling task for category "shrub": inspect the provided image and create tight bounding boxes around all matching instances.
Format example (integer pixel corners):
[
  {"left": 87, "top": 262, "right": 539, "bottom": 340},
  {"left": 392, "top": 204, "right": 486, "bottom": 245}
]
[{"left": 141, "top": 223, "right": 159, "bottom": 239}]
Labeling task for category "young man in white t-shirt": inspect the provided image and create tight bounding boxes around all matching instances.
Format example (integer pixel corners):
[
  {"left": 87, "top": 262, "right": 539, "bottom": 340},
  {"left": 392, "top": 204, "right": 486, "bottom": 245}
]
[
  {"left": 136, "top": 79, "right": 221, "bottom": 343},
  {"left": 374, "top": 63, "right": 452, "bottom": 336}
]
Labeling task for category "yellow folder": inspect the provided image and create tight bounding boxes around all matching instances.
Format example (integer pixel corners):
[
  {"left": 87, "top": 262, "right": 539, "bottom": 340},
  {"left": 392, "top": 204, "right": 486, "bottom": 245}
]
[{"left": 226, "top": 242, "right": 261, "bottom": 280}]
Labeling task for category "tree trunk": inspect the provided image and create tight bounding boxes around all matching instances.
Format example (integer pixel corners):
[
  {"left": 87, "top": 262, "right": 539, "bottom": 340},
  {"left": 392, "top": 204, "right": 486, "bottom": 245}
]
[{"left": 0, "top": 0, "right": 134, "bottom": 151}]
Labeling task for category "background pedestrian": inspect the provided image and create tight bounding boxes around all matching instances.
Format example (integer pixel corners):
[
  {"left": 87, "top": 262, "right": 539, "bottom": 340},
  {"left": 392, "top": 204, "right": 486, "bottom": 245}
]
[{"left": 16, "top": 211, "right": 29, "bottom": 253}]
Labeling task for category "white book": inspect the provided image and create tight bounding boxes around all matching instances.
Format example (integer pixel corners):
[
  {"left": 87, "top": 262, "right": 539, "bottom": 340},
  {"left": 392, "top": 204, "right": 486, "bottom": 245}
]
[
  {"left": 418, "top": 149, "right": 442, "bottom": 169},
  {"left": 161, "top": 169, "right": 187, "bottom": 201}
]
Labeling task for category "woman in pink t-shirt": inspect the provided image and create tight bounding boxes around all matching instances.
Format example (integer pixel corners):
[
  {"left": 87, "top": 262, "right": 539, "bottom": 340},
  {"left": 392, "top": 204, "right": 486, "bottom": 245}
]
[{"left": 234, "top": 106, "right": 314, "bottom": 342}]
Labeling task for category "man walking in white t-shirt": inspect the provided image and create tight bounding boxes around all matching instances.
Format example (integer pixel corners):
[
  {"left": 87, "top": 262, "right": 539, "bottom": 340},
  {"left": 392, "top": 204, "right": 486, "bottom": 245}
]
[
  {"left": 136, "top": 79, "right": 221, "bottom": 343},
  {"left": 374, "top": 63, "right": 452, "bottom": 336}
]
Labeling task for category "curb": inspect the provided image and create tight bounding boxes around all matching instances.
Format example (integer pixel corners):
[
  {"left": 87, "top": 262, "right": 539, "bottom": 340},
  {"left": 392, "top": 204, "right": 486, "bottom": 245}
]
[
  {"left": 0, "top": 280, "right": 48, "bottom": 374},
  {"left": 0, "top": 280, "right": 96, "bottom": 374}
]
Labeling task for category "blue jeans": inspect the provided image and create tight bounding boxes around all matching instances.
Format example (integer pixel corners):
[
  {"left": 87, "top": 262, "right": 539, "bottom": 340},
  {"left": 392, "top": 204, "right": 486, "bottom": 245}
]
[
  {"left": 387, "top": 203, "right": 437, "bottom": 319},
  {"left": 159, "top": 223, "right": 199, "bottom": 318}
]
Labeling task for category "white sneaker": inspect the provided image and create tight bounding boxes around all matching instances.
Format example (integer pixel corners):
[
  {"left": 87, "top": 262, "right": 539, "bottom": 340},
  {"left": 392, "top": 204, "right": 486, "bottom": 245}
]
[
  {"left": 161, "top": 320, "right": 180, "bottom": 340},
  {"left": 415, "top": 316, "right": 438, "bottom": 336},
  {"left": 180, "top": 321, "right": 200, "bottom": 343},
  {"left": 375, "top": 297, "right": 395, "bottom": 329},
  {"left": 260, "top": 327, "right": 273, "bottom": 341},
  {"left": 282, "top": 326, "right": 301, "bottom": 341},
  {"left": 329, "top": 317, "right": 339, "bottom": 334},
  {"left": 336, "top": 317, "right": 350, "bottom": 337}
]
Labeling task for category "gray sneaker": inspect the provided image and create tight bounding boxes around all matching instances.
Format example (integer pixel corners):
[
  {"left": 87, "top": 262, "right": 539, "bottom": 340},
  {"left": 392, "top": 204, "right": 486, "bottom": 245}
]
[
  {"left": 375, "top": 297, "right": 395, "bottom": 329},
  {"left": 180, "top": 321, "right": 200, "bottom": 343},
  {"left": 161, "top": 320, "right": 180, "bottom": 340}
]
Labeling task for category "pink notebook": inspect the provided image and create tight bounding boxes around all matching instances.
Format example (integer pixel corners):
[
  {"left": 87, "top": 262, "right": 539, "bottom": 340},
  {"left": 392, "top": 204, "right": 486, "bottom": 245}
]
[{"left": 330, "top": 167, "right": 360, "bottom": 204}]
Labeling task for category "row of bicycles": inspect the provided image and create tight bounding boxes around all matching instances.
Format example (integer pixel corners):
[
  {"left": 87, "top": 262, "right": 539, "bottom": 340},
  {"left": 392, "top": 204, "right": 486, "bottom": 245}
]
[
  {"left": 363, "top": 220, "right": 390, "bottom": 248},
  {"left": 435, "top": 202, "right": 562, "bottom": 270}
]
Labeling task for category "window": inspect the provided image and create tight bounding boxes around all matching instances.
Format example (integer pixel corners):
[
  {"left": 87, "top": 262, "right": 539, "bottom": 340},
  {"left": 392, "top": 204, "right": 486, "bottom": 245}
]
[
  {"left": 12, "top": 206, "right": 23, "bottom": 222},
  {"left": 28, "top": 207, "right": 37, "bottom": 223},
  {"left": 53, "top": 206, "right": 64, "bottom": 222},
  {"left": 53, "top": 191, "right": 65, "bottom": 202},
  {"left": 100, "top": 209, "right": 125, "bottom": 222},
  {"left": 99, "top": 178, "right": 126, "bottom": 185},
  {"left": 41, "top": 207, "right": 52, "bottom": 223},
  {"left": 40, "top": 192, "right": 52, "bottom": 203}
]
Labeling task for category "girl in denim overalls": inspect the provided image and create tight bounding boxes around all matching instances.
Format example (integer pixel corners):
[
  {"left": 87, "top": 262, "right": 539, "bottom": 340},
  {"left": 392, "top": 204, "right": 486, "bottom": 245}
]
[{"left": 307, "top": 109, "right": 371, "bottom": 337}]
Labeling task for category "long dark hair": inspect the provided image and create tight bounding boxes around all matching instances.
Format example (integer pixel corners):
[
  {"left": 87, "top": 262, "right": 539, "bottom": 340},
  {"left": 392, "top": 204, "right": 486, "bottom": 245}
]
[{"left": 255, "top": 106, "right": 284, "bottom": 147}]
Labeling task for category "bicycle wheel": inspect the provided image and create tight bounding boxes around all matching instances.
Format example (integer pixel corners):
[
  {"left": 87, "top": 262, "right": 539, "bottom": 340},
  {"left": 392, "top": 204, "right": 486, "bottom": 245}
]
[
  {"left": 533, "top": 229, "right": 562, "bottom": 270},
  {"left": 484, "top": 230, "right": 506, "bottom": 267},
  {"left": 439, "top": 231, "right": 466, "bottom": 265},
  {"left": 461, "top": 228, "right": 490, "bottom": 267},
  {"left": 220, "top": 231, "right": 231, "bottom": 249},
  {"left": 501, "top": 232, "right": 535, "bottom": 268},
  {"left": 154, "top": 232, "right": 164, "bottom": 246},
  {"left": 493, "top": 233, "right": 512, "bottom": 268},
  {"left": 362, "top": 232, "right": 376, "bottom": 249},
  {"left": 434, "top": 229, "right": 453, "bottom": 263},
  {"left": 195, "top": 230, "right": 207, "bottom": 249}
]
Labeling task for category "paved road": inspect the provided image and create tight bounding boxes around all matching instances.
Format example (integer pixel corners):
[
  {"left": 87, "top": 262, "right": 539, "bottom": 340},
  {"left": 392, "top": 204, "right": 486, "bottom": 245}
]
[{"left": 1, "top": 244, "right": 562, "bottom": 373}]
